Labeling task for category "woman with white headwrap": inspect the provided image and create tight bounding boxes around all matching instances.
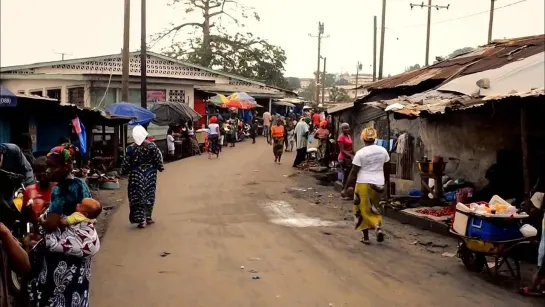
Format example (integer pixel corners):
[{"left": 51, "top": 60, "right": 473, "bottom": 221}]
[{"left": 120, "top": 125, "right": 164, "bottom": 228}]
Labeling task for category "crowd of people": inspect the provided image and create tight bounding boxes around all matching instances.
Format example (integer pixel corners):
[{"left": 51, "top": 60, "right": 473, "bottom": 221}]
[
  {"left": 166, "top": 121, "right": 200, "bottom": 161},
  {"left": 201, "top": 107, "right": 545, "bottom": 294},
  {"left": 1, "top": 104, "right": 543, "bottom": 306}
]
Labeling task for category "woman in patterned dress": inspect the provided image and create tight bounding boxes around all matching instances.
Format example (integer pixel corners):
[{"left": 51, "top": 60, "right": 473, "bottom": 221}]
[
  {"left": 120, "top": 125, "right": 164, "bottom": 228},
  {"left": 271, "top": 118, "right": 285, "bottom": 164},
  {"left": 28, "top": 144, "right": 98, "bottom": 307}
]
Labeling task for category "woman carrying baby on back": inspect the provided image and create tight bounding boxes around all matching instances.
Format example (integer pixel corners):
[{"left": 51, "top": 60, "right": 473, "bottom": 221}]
[{"left": 28, "top": 144, "right": 101, "bottom": 306}]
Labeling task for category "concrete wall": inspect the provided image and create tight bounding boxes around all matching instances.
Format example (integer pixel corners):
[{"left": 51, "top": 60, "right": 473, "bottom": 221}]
[
  {"left": 3, "top": 79, "right": 195, "bottom": 109},
  {"left": 344, "top": 102, "right": 525, "bottom": 192},
  {"left": 89, "top": 81, "right": 195, "bottom": 109},
  {"left": 2, "top": 79, "right": 87, "bottom": 104},
  {"left": 417, "top": 111, "right": 519, "bottom": 187}
]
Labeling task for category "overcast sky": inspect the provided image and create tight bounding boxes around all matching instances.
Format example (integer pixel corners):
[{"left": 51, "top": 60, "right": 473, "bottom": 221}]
[{"left": 1, "top": 0, "right": 543, "bottom": 79}]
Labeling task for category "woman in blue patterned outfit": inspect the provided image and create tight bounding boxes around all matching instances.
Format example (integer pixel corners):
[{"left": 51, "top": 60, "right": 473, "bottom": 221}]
[{"left": 121, "top": 125, "right": 164, "bottom": 228}]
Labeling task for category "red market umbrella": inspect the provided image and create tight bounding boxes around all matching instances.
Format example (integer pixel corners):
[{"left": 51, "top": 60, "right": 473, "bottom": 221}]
[{"left": 221, "top": 100, "right": 255, "bottom": 110}]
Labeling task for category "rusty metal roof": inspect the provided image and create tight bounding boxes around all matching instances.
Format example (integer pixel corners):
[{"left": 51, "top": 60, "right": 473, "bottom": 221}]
[
  {"left": 328, "top": 102, "right": 354, "bottom": 114},
  {"left": 367, "top": 87, "right": 544, "bottom": 118},
  {"left": 363, "top": 34, "right": 545, "bottom": 91}
]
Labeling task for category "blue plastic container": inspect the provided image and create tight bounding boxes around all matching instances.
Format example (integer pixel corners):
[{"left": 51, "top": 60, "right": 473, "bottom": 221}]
[{"left": 467, "top": 216, "right": 522, "bottom": 241}]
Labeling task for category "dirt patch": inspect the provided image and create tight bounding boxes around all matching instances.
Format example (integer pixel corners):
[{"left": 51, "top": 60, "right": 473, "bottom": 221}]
[
  {"left": 91, "top": 179, "right": 127, "bottom": 239},
  {"left": 289, "top": 171, "right": 537, "bottom": 290}
]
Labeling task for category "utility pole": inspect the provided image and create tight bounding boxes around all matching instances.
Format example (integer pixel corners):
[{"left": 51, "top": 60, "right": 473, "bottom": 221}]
[
  {"left": 488, "top": 0, "right": 495, "bottom": 43},
  {"left": 140, "top": 0, "right": 147, "bottom": 109},
  {"left": 309, "top": 22, "right": 329, "bottom": 103},
  {"left": 373, "top": 16, "right": 377, "bottom": 82},
  {"left": 321, "top": 57, "right": 327, "bottom": 105},
  {"left": 410, "top": 1, "right": 450, "bottom": 66},
  {"left": 354, "top": 62, "right": 362, "bottom": 99},
  {"left": 378, "top": 0, "right": 386, "bottom": 80},
  {"left": 121, "top": 0, "right": 131, "bottom": 102},
  {"left": 54, "top": 52, "right": 72, "bottom": 60}
]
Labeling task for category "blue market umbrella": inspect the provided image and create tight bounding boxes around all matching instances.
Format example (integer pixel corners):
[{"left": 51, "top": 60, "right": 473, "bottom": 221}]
[
  {"left": 0, "top": 84, "right": 18, "bottom": 107},
  {"left": 105, "top": 102, "right": 155, "bottom": 126}
]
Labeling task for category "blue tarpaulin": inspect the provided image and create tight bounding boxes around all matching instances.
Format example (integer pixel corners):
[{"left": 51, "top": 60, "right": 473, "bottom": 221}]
[
  {"left": 0, "top": 85, "right": 17, "bottom": 107},
  {"left": 105, "top": 102, "right": 155, "bottom": 126}
]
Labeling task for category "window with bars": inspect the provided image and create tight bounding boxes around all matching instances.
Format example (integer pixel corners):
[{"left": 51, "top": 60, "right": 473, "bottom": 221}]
[{"left": 168, "top": 89, "right": 186, "bottom": 103}]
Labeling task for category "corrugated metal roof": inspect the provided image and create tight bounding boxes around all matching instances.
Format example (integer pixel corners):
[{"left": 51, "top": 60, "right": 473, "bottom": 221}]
[
  {"left": 195, "top": 84, "right": 284, "bottom": 98},
  {"left": 438, "top": 52, "right": 544, "bottom": 97},
  {"left": 362, "top": 34, "right": 545, "bottom": 91},
  {"left": 1, "top": 51, "right": 268, "bottom": 88},
  {"left": 273, "top": 100, "right": 295, "bottom": 107},
  {"left": 14, "top": 96, "right": 133, "bottom": 124},
  {"left": 367, "top": 88, "right": 544, "bottom": 118},
  {"left": 328, "top": 102, "right": 354, "bottom": 114}
]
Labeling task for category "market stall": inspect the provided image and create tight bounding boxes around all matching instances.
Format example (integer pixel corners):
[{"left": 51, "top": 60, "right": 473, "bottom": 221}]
[{"left": 150, "top": 101, "right": 202, "bottom": 160}]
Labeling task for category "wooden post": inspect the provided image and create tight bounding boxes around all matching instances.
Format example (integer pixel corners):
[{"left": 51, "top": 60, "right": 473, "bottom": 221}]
[
  {"left": 521, "top": 103, "right": 530, "bottom": 205},
  {"left": 113, "top": 125, "right": 119, "bottom": 165},
  {"left": 268, "top": 98, "right": 272, "bottom": 113},
  {"left": 123, "top": 124, "right": 128, "bottom": 149},
  {"left": 386, "top": 112, "right": 392, "bottom": 198},
  {"left": 86, "top": 124, "right": 93, "bottom": 158}
]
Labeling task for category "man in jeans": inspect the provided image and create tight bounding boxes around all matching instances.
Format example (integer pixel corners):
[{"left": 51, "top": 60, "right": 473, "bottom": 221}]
[{"left": 262, "top": 111, "right": 272, "bottom": 143}]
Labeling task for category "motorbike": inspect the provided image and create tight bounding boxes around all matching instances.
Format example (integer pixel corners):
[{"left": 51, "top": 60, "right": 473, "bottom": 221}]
[
  {"left": 0, "top": 169, "right": 34, "bottom": 295},
  {"left": 243, "top": 123, "right": 252, "bottom": 138},
  {"left": 236, "top": 124, "right": 246, "bottom": 142}
]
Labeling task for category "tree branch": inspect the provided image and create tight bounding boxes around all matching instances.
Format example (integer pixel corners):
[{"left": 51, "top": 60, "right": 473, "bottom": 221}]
[{"left": 154, "top": 22, "right": 204, "bottom": 42}]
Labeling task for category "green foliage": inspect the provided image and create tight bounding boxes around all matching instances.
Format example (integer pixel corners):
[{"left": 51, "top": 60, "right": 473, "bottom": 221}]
[
  {"left": 405, "top": 63, "right": 421, "bottom": 72},
  {"left": 154, "top": 0, "right": 288, "bottom": 87},
  {"left": 285, "top": 77, "right": 301, "bottom": 90},
  {"left": 448, "top": 47, "right": 475, "bottom": 58},
  {"left": 329, "top": 86, "right": 349, "bottom": 102},
  {"left": 312, "top": 72, "right": 336, "bottom": 88},
  {"left": 335, "top": 78, "right": 350, "bottom": 86},
  {"left": 300, "top": 83, "right": 316, "bottom": 101}
]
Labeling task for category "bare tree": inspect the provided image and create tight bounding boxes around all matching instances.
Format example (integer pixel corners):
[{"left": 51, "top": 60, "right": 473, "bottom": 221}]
[{"left": 153, "top": 0, "right": 288, "bottom": 87}]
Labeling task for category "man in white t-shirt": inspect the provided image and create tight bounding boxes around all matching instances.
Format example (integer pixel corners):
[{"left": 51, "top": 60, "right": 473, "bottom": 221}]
[
  {"left": 166, "top": 129, "right": 175, "bottom": 159},
  {"left": 341, "top": 127, "right": 389, "bottom": 244},
  {"left": 262, "top": 111, "right": 272, "bottom": 142}
]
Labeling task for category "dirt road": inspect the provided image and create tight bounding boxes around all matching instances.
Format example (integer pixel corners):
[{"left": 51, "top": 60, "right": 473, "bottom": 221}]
[{"left": 90, "top": 141, "right": 538, "bottom": 307}]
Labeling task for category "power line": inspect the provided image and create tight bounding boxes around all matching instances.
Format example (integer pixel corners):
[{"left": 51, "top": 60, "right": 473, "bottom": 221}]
[
  {"left": 389, "top": 0, "right": 529, "bottom": 30},
  {"left": 309, "top": 22, "right": 329, "bottom": 103},
  {"left": 409, "top": 1, "right": 450, "bottom": 66}
]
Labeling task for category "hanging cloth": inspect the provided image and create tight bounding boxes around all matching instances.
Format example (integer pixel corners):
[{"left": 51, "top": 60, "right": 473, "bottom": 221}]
[
  {"left": 72, "top": 117, "right": 82, "bottom": 134},
  {"left": 78, "top": 122, "right": 87, "bottom": 155}
]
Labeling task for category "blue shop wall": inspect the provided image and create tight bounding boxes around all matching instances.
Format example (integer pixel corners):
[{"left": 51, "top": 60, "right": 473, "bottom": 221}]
[
  {"left": 35, "top": 117, "right": 71, "bottom": 155},
  {"left": 0, "top": 116, "right": 10, "bottom": 143}
]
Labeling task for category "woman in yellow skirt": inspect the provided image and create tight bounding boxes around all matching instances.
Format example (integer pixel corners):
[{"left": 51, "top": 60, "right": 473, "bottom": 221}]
[{"left": 341, "top": 127, "right": 390, "bottom": 244}]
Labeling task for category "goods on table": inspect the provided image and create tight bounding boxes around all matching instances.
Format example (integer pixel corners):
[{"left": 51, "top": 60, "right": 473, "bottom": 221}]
[
  {"left": 452, "top": 195, "right": 530, "bottom": 241},
  {"left": 415, "top": 206, "right": 455, "bottom": 217},
  {"left": 465, "top": 196, "right": 527, "bottom": 218}
]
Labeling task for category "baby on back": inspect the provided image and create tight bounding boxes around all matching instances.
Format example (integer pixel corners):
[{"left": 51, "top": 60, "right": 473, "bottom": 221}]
[
  {"left": 60, "top": 198, "right": 102, "bottom": 226},
  {"left": 44, "top": 198, "right": 103, "bottom": 257}
]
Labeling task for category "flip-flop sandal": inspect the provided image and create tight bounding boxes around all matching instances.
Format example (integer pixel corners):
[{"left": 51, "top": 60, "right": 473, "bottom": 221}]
[
  {"left": 360, "top": 238, "right": 371, "bottom": 245},
  {"left": 520, "top": 287, "right": 545, "bottom": 296},
  {"left": 376, "top": 230, "right": 385, "bottom": 242}
]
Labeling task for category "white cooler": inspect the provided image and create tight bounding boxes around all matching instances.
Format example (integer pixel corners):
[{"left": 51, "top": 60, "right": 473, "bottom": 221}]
[{"left": 452, "top": 203, "right": 471, "bottom": 236}]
